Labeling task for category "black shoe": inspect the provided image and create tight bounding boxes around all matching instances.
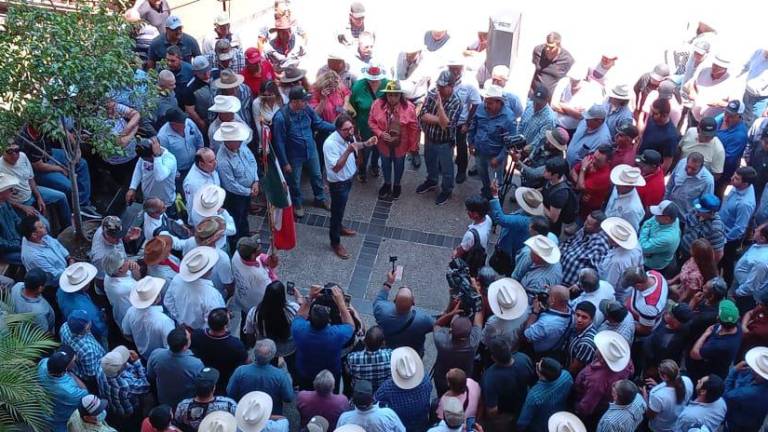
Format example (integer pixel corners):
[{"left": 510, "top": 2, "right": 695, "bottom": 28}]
[
  {"left": 357, "top": 173, "right": 367, "bottom": 183},
  {"left": 455, "top": 172, "right": 467, "bottom": 184},
  {"left": 435, "top": 191, "right": 451, "bottom": 205},
  {"left": 369, "top": 166, "right": 380, "bottom": 178},
  {"left": 415, "top": 181, "right": 437, "bottom": 194},
  {"left": 391, "top": 185, "right": 402, "bottom": 200},
  {"left": 468, "top": 167, "right": 478, "bottom": 177},
  {"left": 411, "top": 153, "right": 422, "bottom": 169},
  {"left": 378, "top": 183, "right": 391, "bottom": 199}
]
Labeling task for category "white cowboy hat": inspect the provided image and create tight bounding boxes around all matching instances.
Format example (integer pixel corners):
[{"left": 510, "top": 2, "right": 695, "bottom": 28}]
[
  {"left": 601, "top": 217, "right": 638, "bottom": 250},
  {"left": 236, "top": 391, "right": 273, "bottom": 432},
  {"left": 199, "top": 411, "right": 237, "bottom": 432},
  {"left": 0, "top": 173, "right": 20, "bottom": 192},
  {"left": 59, "top": 262, "right": 98, "bottom": 293},
  {"left": 524, "top": 235, "right": 561, "bottom": 264},
  {"left": 548, "top": 411, "right": 586, "bottom": 432},
  {"left": 607, "top": 84, "right": 631, "bottom": 101},
  {"left": 208, "top": 95, "right": 242, "bottom": 114},
  {"left": 390, "top": 347, "right": 424, "bottom": 390},
  {"left": 193, "top": 184, "right": 226, "bottom": 218},
  {"left": 594, "top": 330, "right": 630, "bottom": 372},
  {"left": 334, "top": 426, "right": 366, "bottom": 432},
  {"left": 360, "top": 64, "right": 387, "bottom": 81},
  {"left": 482, "top": 84, "right": 504, "bottom": 100},
  {"left": 129, "top": 276, "right": 165, "bottom": 309},
  {"left": 745, "top": 346, "right": 768, "bottom": 381},
  {"left": 179, "top": 246, "right": 220, "bottom": 282},
  {"left": 514, "top": 187, "right": 545, "bottom": 216},
  {"left": 488, "top": 278, "right": 527, "bottom": 320},
  {"left": 213, "top": 122, "right": 252, "bottom": 142},
  {"left": 610, "top": 164, "right": 646, "bottom": 187}
]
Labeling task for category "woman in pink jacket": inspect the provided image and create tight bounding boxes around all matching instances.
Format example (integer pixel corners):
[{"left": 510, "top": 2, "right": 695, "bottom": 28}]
[{"left": 368, "top": 81, "right": 419, "bottom": 200}]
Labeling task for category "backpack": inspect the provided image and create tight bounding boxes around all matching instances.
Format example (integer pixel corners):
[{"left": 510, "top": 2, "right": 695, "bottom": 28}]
[{"left": 464, "top": 228, "right": 487, "bottom": 276}]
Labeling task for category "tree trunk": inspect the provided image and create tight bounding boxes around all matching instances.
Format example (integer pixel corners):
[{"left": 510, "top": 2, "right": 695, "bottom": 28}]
[{"left": 69, "top": 158, "right": 84, "bottom": 239}]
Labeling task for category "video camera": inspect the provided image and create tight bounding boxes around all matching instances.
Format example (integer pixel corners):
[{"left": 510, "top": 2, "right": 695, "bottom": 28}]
[
  {"left": 446, "top": 258, "right": 483, "bottom": 317},
  {"left": 525, "top": 287, "right": 549, "bottom": 307},
  {"left": 502, "top": 133, "right": 527, "bottom": 151}
]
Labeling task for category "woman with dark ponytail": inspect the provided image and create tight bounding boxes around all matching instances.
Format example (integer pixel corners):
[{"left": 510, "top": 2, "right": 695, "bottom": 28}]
[{"left": 642, "top": 359, "right": 694, "bottom": 431}]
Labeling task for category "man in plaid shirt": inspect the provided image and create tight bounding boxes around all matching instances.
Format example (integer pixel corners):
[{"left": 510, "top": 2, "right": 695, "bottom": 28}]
[
  {"left": 59, "top": 309, "right": 106, "bottom": 392},
  {"left": 559, "top": 210, "right": 611, "bottom": 286},
  {"left": 97, "top": 345, "right": 151, "bottom": 429},
  {"left": 345, "top": 326, "right": 392, "bottom": 393}
]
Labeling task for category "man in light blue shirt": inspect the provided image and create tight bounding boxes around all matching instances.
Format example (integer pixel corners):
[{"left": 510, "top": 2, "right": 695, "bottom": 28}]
[
  {"left": 215, "top": 122, "right": 258, "bottom": 247},
  {"left": 337, "top": 380, "right": 406, "bottom": 432},
  {"left": 565, "top": 104, "right": 612, "bottom": 167},
  {"left": 665, "top": 152, "right": 715, "bottom": 214},
  {"left": 519, "top": 85, "right": 556, "bottom": 154},
  {"left": 720, "top": 166, "right": 758, "bottom": 288},
  {"left": 733, "top": 224, "right": 768, "bottom": 310},
  {"left": 373, "top": 271, "right": 435, "bottom": 356},
  {"left": 20, "top": 214, "right": 71, "bottom": 285},
  {"left": 37, "top": 345, "right": 89, "bottom": 432},
  {"left": 523, "top": 285, "right": 572, "bottom": 354},
  {"left": 157, "top": 107, "right": 204, "bottom": 174},
  {"left": 127, "top": 138, "right": 178, "bottom": 210}
]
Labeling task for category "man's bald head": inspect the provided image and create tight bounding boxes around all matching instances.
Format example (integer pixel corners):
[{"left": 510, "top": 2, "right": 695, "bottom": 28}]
[
  {"left": 394, "top": 286, "right": 414, "bottom": 314},
  {"left": 548, "top": 285, "right": 569, "bottom": 305},
  {"left": 158, "top": 69, "right": 176, "bottom": 90}
]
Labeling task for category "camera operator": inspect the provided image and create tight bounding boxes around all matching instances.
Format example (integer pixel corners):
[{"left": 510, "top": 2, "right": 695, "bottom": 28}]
[
  {"left": 373, "top": 270, "right": 435, "bottom": 357},
  {"left": 467, "top": 84, "right": 517, "bottom": 199},
  {"left": 522, "top": 284, "right": 573, "bottom": 361},
  {"left": 511, "top": 127, "right": 569, "bottom": 189}
]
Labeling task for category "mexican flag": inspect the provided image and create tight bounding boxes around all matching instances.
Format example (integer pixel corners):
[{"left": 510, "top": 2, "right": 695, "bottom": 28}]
[{"left": 260, "top": 126, "right": 296, "bottom": 250}]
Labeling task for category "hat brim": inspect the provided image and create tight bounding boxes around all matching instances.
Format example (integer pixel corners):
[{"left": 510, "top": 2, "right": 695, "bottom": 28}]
[
  {"left": 59, "top": 264, "right": 98, "bottom": 293},
  {"left": 129, "top": 279, "right": 164, "bottom": 309},
  {"left": 607, "top": 89, "right": 631, "bottom": 101},
  {"left": 548, "top": 412, "right": 586, "bottom": 432},
  {"left": 524, "top": 237, "right": 561, "bottom": 264},
  {"left": 235, "top": 391, "right": 273, "bottom": 432},
  {"left": 214, "top": 75, "right": 245, "bottom": 89},
  {"left": 545, "top": 130, "right": 567, "bottom": 151},
  {"left": 514, "top": 187, "right": 545, "bottom": 216},
  {"left": 600, "top": 218, "right": 638, "bottom": 250},
  {"left": 649, "top": 205, "right": 664, "bottom": 216},
  {"left": 381, "top": 88, "right": 404, "bottom": 94},
  {"left": 193, "top": 188, "right": 227, "bottom": 218},
  {"left": 212, "top": 124, "right": 252, "bottom": 142},
  {"left": 201, "top": 411, "right": 237, "bottom": 432},
  {"left": 208, "top": 99, "right": 242, "bottom": 114},
  {"left": 179, "top": 247, "right": 220, "bottom": 282},
  {"left": 746, "top": 347, "right": 768, "bottom": 381},
  {"left": 279, "top": 71, "right": 307, "bottom": 83},
  {"left": 487, "top": 278, "right": 527, "bottom": 320},
  {"left": 610, "top": 167, "right": 647, "bottom": 187},
  {"left": 361, "top": 72, "right": 387, "bottom": 81},
  {"left": 595, "top": 331, "right": 630, "bottom": 372},
  {"left": 390, "top": 347, "right": 425, "bottom": 390}
]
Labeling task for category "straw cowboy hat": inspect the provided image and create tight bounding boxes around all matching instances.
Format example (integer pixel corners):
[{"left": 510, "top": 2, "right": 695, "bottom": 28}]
[
  {"left": 524, "top": 235, "right": 561, "bottom": 264},
  {"left": 390, "top": 347, "right": 424, "bottom": 390},
  {"left": 607, "top": 84, "right": 631, "bottom": 101},
  {"left": 195, "top": 217, "right": 226, "bottom": 243},
  {"left": 594, "top": 330, "right": 631, "bottom": 372},
  {"left": 545, "top": 128, "right": 569, "bottom": 152},
  {"left": 213, "top": 69, "right": 245, "bottom": 89},
  {"left": 236, "top": 391, "right": 273, "bottom": 432},
  {"left": 179, "top": 246, "right": 220, "bottom": 282},
  {"left": 194, "top": 184, "right": 227, "bottom": 218},
  {"left": 0, "top": 173, "right": 20, "bottom": 192},
  {"left": 59, "top": 262, "right": 98, "bottom": 293},
  {"left": 514, "top": 187, "right": 545, "bottom": 216},
  {"left": 334, "top": 426, "right": 365, "bottom": 432},
  {"left": 381, "top": 81, "right": 404, "bottom": 93},
  {"left": 548, "top": 411, "right": 586, "bottom": 432},
  {"left": 129, "top": 276, "right": 165, "bottom": 309},
  {"left": 746, "top": 346, "right": 768, "bottom": 381},
  {"left": 208, "top": 95, "right": 242, "bottom": 113},
  {"left": 143, "top": 235, "right": 174, "bottom": 266},
  {"left": 488, "top": 278, "right": 527, "bottom": 320},
  {"left": 213, "top": 122, "right": 252, "bottom": 142},
  {"left": 610, "top": 164, "right": 646, "bottom": 187},
  {"left": 601, "top": 217, "right": 638, "bottom": 250},
  {"left": 199, "top": 411, "right": 237, "bottom": 432}
]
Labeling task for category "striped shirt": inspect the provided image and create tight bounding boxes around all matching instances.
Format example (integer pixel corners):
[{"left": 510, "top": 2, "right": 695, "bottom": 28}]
[
  {"left": 60, "top": 323, "right": 106, "bottom": 380},
  {"left": 520, "top": 262, "right": 563, "bottom": 293},
  {"left": 346, "top": 348, "right": 392, "bottom": 392},
  {"left": 520, "top": 101, "right": 556, "bottom": 150},
  {"left": 516, "top": 370, "right": 573, "bottom": 431},
  {"left": 560, "top": 230, "right": 612, "bottom": 286},
  {"left": 419, "top": 89, "right": 462, "bottom": 144},
  {"left": 597, "top": 312, "right": 636, "bottom": 345},
  {"left": 566, "top": 324, "right": 598, "bottom": 366},
  {"left": 680, "top": 211, "right": 726, "bottom": 255},
  {"left": 597, "top": 394, "right": 647, "bottom": 432},
  {"left": 96, "top": 362, "right": 150, "bottom": 417}
]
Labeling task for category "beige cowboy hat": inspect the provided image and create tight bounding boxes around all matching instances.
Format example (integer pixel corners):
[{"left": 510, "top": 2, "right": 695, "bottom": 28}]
[
  {"left": 59, "top": 262, "right": 98, "bottom": 293},
  {"left": 213, "top": 122, "right": 252, "bottom": 142},
  {"left": 236, "top": 391, "right": 273, "bottom": 432},
  {"left": 595, "top": 330, "right": 631, "bottom": 372},
  {"left": 179, "top": 246, "right": 220, "bottom": 282},
  {"left": 488, "top": 278, "right": 527, "bottom": 320},
  {"left": 524, "top": 235, "right": 561, "bottom": 264},
  {"left": 601, "top": 217, "right": 638, "bottom": 250},
  {"left": 209, "top": 95, "right": 242, "bottom": 113},
  {"left": 514, "top": 187, "right": 545, "bottom": 216},
  {"left": 213, "top": 69, "right": 245, "bottom": 89},
  {"left": 390, "top": 347, "right": 424, "bottom": 390},
  {"left": 545, "top": 128, "right": 568, "bottom": 152},
  {"left": 129, "top": 276, "right": 165, "bottom": 309},
  {"left": 746, "top": 346, "right": 768, "bottom": 381},
  {"left": 199, "top": 411, "right": 237, "bottom": 432},
  {"left": 548, "top": 411, "right": 586, "bottom": 432},
  {"left": 607, "top": 84, "right": 631, "bottom": 101},
  {"left": 0, "top": 173, "right": 20, "bottom": 192},
  {"left": 193, "top": 184, "right": 226, "bottom": 218},
  {"left": 334, "top": 426, "right": 366, "bottom": 432},
  {"left": 610, "top": 164, "right": 646, "bottom": 187}
]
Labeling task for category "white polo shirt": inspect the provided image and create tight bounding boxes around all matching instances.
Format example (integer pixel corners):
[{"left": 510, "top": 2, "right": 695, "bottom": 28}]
[{"left": 323, "top": 131, "right": 357, "bottom": 183}]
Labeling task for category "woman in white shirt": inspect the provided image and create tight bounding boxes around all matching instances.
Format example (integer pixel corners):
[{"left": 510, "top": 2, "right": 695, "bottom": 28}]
[
  {"left": 643, "top": 359, "right": 694, "bottom": 432},
  {"left": 252, "top": 80, "right": 283, "bottom": 138}
]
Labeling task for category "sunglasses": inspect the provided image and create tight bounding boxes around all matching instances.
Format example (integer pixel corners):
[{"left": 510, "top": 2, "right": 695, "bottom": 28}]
[{"left": 5, "top": 148, "right": 20, "bottom": 154}]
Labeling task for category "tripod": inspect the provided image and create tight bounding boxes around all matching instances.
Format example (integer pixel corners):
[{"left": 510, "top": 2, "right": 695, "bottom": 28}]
[{"left": 497, "top": 152, "right": 518, "bottom": 206}]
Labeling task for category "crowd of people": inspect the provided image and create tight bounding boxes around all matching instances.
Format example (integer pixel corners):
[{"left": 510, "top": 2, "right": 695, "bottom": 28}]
[{"left": 3, "top": 0, "right": 768, "bottom": 432}]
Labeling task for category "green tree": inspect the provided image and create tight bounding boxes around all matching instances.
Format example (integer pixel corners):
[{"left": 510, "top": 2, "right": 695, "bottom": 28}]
[
  {"left": 0, "top": 0, "right": 155, "bottom": 238},
  {"left": 0, "top": 292, "right": 59, "bottom": 431}
]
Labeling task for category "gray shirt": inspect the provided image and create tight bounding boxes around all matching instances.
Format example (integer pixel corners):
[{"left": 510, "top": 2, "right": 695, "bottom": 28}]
[
  {"left": 146, "top": 349, "right": 204, "bottom": 406},
  {"left": 433, "top": 325, "right": 482, "bottom": 380},
  {"left": 10, "top": 282, "right": 54, "bottom": 332},
  {"left": 665, "top": 158, "right": 715, "bottom": 214},
  {"left": 482, "top": 311, "right": 530, "bottom": 348},
  {"left": 373, "top": 288, "right": 435, "bottom": 356}
]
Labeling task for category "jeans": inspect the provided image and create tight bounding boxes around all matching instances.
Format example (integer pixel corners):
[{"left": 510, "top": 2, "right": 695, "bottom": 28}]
[
  {"left": 34, "top": 148, "right": 92, "bottom": 206},
  {"left": 380, "top": 155, "right": 405, "bottom": 185},
  {"left": 328, "top": 179, "right": 352, "bottom": 246},
  {"left": 743, "top": 90, "right": 768, "bottom": 126},
  {"left": 455, "top": 127, "right": 468, "bottom": 175},
  {"left": 287, "top": 156, "right": 326, "bottom": 208},
  {"left": 361, "top": 146, "right": 380, "bottom": 173},
  {"left": 223, "top": 192, "right": 251, "bottom": 249},
  {"left": 24, "top": 186, "right": 71, "bottom": 228},
  {"left": 476, "top": 153, "right": 504, "bottom": 198},
  {"left": 0, "top": 252, "right": 22, "bottom": 265},
  {"left": 425, "top": 142, "right": 454, "bottom": 192}
]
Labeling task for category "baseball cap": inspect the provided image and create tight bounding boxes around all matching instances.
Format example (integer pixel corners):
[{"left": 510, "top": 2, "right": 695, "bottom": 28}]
[
  {"left": 650, "top": 200, "right": 680, "bottom": 219},
  {"left": 195, "top": 367, "right": 220, "bottom": 392},
  {"left": 101, "top": 215, "right": 124, "bottom": 238},
  {"left": 670, "top": 303, "right": 693, "bottom": 323},
  {"left": 442, "top": 397, "right": 465, "bottom": 428},
  {"left": 244, "top": 47, "right": 262, "bottom": 65},
  {"left": 707, "top": 276, "right": 728, "bottom": 298},
  {"left": 692, "top": 193, "right": 721, "bottom": 213},
  {"left": 582, "top": 104, "right": 607, "bottom": 120},
  {"left": 306, "top": 416, "right": 329, "bottom": 432},
  {"left": 636, "top": 149, "right": 662, "bottom": 166},
  {"left": 100, "top": 346, "right": 130, "bottom": 378},
  {"left": 725, "top": 100, "right": 745, "bottom": 115},
  {"left": 436, "top": 70, "right": 455, "bottom": 87},
  {"left": 214, "top": 13, "right": 230, "bottom": 26},
  {"left": 350, "top": 1, "right": 366, "bottom": 18},
  {"left": 531, "top": 84, "right": 550, "bottom": 102},
  {"left": 600, "top": 299, "right": 628, "bottom": 322},
  {"left": 288, "top": 87, "right": 311, "bottom": 101},
  {"left": 352, "top": 380, "right": 374, "bottom": 407},
  {"left": 699, "top": 116, "right": 717, "bottom": 137},
  {"left": 658, "top": 80, "right": 676, "bottom": 99},
  {"left": 48, "top": 345, "right": 76, "bottom": 374},
  {"left": 692, "top": 39, "right": 711, "bottom": 55},
  {"left": 165, "top": 15, "right": 182, "bottom": 30},
  {"left": 616, "top": 118, "right": 639, "bottom": 139},
  {"left": 78, "top": 395, "right": 108, "bottom": 417},
  {"left": 718, "top": 299, "right": 739, "bottom": 324},
  {"left": 215, "top": 40, "right": 233, "bottom": 61},
  {"left": 192, "top": 56, "right": 211, "bottom": 73},
  {"left": 649, "top": 63, "right": 670, "bottom": 82},
  {"left": 67, "top": 309, "right": 91, "bottom": 334}
]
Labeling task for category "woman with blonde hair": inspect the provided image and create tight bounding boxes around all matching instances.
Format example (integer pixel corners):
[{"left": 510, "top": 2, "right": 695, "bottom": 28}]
[{"left": 642, "top": 359, "right": 693, "bottom": 432}]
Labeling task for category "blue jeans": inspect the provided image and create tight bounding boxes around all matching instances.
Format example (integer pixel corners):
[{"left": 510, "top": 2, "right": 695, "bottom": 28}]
[
  {"left": 328, "top": 179, "right": 352, "bottom": 246},
  {"left": 380, "top": 155, "right": 405, "bottom": 185},
  {"left": 223, "top": 192, "right": 250, "bottom": 249},
  {"left": 361, "top": 146, "right": 380, "bottom": 173},
  {"left": 24, "top": 186, "right": 71, "bottom": 228},
  {"left": 425, "top": 142, "right": 454, "bottom": 192},
  {"left": 35, "top": 148, "right": 92, "bottom": 206},
  {"left": 288, "top": 156, "right": 326, "bottom": 208},
  {"left": 0, "top": 252, "right": 22, "bottom": 265},
  {"left": 743, "top": 90, "right": 768, "bottom": 126},
  {"left": 476, "top": 153, "right": 504, "bottom": 198}
]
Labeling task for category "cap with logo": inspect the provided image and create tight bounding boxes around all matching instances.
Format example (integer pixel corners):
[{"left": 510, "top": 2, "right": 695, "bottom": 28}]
[
  {"left": 649, "top": 200, "right": 680, "bottom": 219},
  {"left": 725, "top": 100, "right": 745, "bottom": 115},
  {"left": 531, "top": 84, "right": 550, "bottom": 102},
  {"left": 635, "top": 149, "right": 662, "bottom": 166},
  {"left": 699, "top": 116, "right": 717, "bottom": 137},
  {"left": 692, "top": 193, "right": 721, "bottom": 213}
]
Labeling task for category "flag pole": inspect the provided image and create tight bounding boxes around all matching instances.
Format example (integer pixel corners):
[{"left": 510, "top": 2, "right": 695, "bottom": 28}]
[{"left": 261, "top": 125, "right": 277, "bottom": 253}]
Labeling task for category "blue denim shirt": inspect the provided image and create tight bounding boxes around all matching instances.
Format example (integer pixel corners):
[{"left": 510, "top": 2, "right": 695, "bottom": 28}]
[
  {"left": 157, "top": 119, "right": 204, "bottom": 171},
  {"left": 226, "top": 363, "right": 294, "bottom": 415},
  {"left": 146, "top": 348, "right": 205, "bottom": 406},
  {"left": 605, "top": 104, "right": 633, "bottom": 138},
  {"left": 272, "top": 106, "right": 335, "bottom": 166},
  {"left": 57, "top": 290, "right": 108, "bottom": 342},
  {"left": 469, "top": 105, "right": 517, "bottom": 163},
  {"left": 719, "top": 185, "right": 756, "bottom": 241},
  {"left": 715, "top": 115, "right": 749, "bottom": 174},
  {"left": 217, "top": 145, "right": 258, "bottom": 196},
  {"left": 489, "top": 198, "right": 531, "bottom": 257},
  {"left": 724, "top": 367, "right": 768, "bottom": 430},
  {"left": 523, "top": 307, "right": 572, "bottom": 353}
]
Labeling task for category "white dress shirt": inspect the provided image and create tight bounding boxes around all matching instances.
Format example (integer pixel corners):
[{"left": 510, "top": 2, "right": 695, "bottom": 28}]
[
  {"left": 121, "top": 305, "right": 176, "bottom": 359},
  {"left": 183, "top": 164, "right": 221, "bottom": 211},
  {"left": 232, "top": 251, "right": 272, "bottom": 311},
  {"left": 323, "top": 131, "right": 357, "bottom": 183},
  {"left": 605, "top": 188, "right": 646, "bottom": 232},
  {"left": 163, "top": 275, "right": 225, "bottom": 329},
  {"left": 129, "top": 148, "right": 178, "bottom": 207},
  {"left": 104, "top": 275, "right": 135, "bottom": 326}
]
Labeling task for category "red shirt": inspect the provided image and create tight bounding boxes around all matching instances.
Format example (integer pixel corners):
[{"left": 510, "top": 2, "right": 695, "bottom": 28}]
[
  {"left": 576, "top": 162, "right": 612, "bottom": 219},
  {"left": 637, "top": 167, "right": 665, "bottom": 208},
  {"left": 611, "top": 144, "right": 637, "bottom": 168},
  {"left": 242, "top": 60, "right": 276, "bottom": 96}
]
